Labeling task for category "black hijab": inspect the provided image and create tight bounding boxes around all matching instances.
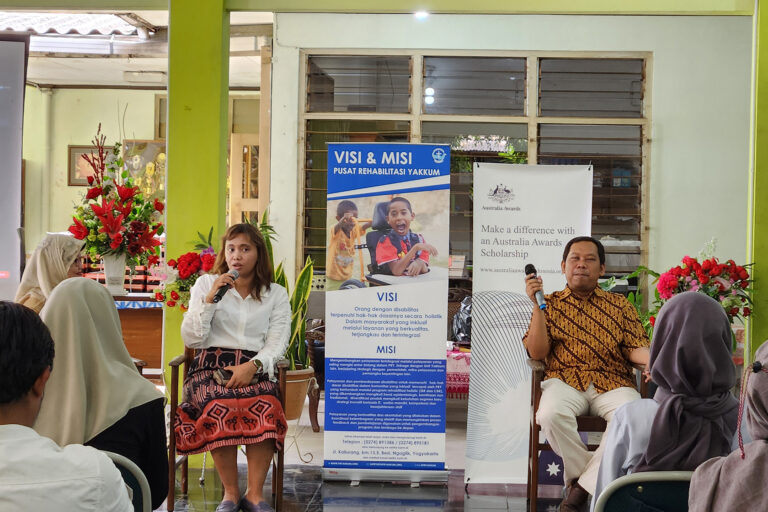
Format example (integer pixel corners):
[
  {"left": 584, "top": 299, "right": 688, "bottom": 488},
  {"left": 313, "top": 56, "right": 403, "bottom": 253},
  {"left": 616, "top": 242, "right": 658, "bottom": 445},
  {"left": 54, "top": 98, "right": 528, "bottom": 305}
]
[{"left": 635, "top": 292, "right": 738, "bottom": 472}]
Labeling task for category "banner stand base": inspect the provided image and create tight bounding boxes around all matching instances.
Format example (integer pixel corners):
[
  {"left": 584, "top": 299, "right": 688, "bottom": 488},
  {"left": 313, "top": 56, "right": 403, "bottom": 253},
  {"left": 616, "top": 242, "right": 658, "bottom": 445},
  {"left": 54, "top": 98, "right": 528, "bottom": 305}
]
[{"left": 323, "top": 468, "right": 449, "bottom": 484}]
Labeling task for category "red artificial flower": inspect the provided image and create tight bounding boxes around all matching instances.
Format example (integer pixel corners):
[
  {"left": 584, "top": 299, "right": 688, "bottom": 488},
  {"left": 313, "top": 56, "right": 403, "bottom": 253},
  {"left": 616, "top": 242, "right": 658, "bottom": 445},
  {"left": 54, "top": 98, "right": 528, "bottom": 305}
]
[
  {"left": 168, "top": 259, "right": 177, "bottom": 268},
  {"left": 85, "top": 186, "right": 103, "bottom": 200},
  {"left": 170, "top": 290, "right": 180, "bottom": 300},
  {"left": 68, "top": 217, "right": 89, "bottom": 239},
  {"left": 91, "top": 199, "right": 116, "bottom": 218},
  {"left": 201, "top": 253, "right": 216, "bottom": 272},
  {"left": 116, "top": 184, "right": 139, "bottom": 203},
  {"left": 166, "top": 300, "right": 176, "bottom": 307},
  {"left": 153, "top": 198, "right": 164, "bottom": 213},
  {"left": 116, "top": 200, "right": 133, "bottom": 218},
  {"left": 699, "top": 274, "right": 710, "bottom": 285},
  {"left": 97, "top": 210, "right": 125, "bottom": 237},
  {"left": 147, "top": 254, "right": 160, "bottom": 267},
  {"left": 739, "top": 269, "right": 749, "bottom": 280},
  {"left": 176, "top": 252, "right": 202, "bottom": 280},
  {"left": 154, "top": 292, "right": 164, "bottom": 301},
  {"left": 109, "top": 233, "right": 124, "bottom": 250},
  {"left": 649, "top": 316, "right": 656, "bottom": 327},
  {"left": 87, "top": 175, "right": 95, "bottom": 185},
  {"left": 744, "top": 307, "right": 751, "bottom": 317},
  {"left": 701, "top": 259, "right": 712, "bottom": 272},
  {"left": 741, "top": 281, "right": 749, "bottom": 289},
  {"left": 682, "top": 255, "right": 697, "bottom": 268},
  {"left": 729, "top": 307, "right": 739, "bottom": 316},
  {"left": 657, "top": 272, "right": 679, "bottom": 300},
  {"left": 180, "top": 304, "right": 188, "bottom": 311}
]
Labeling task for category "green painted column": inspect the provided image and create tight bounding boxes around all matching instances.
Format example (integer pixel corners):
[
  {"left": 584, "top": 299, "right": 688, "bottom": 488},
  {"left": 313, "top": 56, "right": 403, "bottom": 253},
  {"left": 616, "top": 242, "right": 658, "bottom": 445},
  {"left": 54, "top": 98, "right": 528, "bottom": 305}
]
[
  {"left": 165, "top": 1, "right": 229, "bottom": 404},
  {"left": 752, "top": 2, "right": 768, "bottom": 358}
]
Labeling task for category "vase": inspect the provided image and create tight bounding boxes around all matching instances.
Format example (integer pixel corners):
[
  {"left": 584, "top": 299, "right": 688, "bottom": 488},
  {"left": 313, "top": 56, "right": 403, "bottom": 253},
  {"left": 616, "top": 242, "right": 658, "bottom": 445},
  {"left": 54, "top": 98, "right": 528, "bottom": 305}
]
[{"left": 102, "top": 253, "right": 127, "bottom": 296}]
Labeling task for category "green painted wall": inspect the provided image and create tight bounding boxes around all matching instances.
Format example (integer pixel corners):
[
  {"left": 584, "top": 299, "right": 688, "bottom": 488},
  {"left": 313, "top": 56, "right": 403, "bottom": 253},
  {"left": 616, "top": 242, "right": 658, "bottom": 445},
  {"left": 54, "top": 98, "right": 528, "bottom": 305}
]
[
  {"left": 164, "top": 0, "right": 229, "bottom": 394},
  {"left": 752, "top": 2, "right": 768, "bottom": 357}
]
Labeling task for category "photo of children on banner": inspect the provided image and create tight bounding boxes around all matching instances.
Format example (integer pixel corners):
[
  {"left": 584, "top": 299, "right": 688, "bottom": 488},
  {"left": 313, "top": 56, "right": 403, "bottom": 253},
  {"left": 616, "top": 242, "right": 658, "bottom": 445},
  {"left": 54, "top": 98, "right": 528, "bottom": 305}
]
[{"left": 326, "top": 193, "right": 448, "bottom": 289}]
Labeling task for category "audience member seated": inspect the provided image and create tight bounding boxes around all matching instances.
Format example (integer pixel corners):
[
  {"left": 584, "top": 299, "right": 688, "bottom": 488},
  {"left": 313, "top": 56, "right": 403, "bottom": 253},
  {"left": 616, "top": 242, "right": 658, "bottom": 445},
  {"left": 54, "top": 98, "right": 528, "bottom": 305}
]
[
  {"left": 0, "top": 301, "right": 132, "bottom": 511},
  {"left": 33, "top": 278, "right": 168, "bottom": 510},
  {"left": 688, "top": 341, "right": 768, "bottom": 511},
  {"left": 592, "top": 292, "right": 739, "bottom": 510},
  {"left": 14, "top": 233, "right": 84, "bottom": 313}
]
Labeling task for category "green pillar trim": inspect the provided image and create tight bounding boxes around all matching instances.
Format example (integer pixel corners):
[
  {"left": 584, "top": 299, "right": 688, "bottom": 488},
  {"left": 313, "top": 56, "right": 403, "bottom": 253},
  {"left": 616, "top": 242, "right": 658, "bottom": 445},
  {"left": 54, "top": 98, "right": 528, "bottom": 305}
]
[
  {"left": 165, "top": 0, "right": 229, "bottom": 463},
  {"left": 752, "top": 1, "right": 768, "bottom": 358},
  {"left": 225, "top": 0, "right": 753, "bottom": 15}
]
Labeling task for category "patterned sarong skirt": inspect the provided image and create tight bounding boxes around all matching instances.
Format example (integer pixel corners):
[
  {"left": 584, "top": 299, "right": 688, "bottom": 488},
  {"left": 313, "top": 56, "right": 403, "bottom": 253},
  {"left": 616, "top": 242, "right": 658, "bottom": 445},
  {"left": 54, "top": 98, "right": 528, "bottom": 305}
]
[{"left": 174, "top": 348, "right": 287, "bottom": 455}]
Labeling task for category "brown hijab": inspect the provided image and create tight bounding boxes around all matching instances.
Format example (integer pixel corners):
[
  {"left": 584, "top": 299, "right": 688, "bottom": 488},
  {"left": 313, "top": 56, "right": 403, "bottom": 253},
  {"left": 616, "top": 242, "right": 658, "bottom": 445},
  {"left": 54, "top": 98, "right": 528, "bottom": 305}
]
[
  {"left": 635, "top": 292, "right": 738, "bottom": 472},
  {"left": 689, "top": 342, "right": 768, "bottom": 511}
]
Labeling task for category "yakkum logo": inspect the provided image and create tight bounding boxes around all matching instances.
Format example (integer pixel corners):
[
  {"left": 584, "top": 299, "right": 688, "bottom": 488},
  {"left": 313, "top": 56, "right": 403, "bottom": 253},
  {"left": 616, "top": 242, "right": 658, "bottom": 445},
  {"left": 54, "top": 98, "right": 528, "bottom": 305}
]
[
  {"left": 488, "top": 183, "right": 515, "bottom": 204},
  {"left": 431, "top": 147, "right": 447, "bottom": 164}
]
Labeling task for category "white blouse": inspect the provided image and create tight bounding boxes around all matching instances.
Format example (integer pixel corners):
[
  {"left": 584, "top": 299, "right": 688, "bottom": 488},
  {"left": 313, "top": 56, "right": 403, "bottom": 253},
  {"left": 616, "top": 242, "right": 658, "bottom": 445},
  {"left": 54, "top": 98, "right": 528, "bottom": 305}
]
[{"left": 180, "top": 273, "right": 291, "bottom": 372}]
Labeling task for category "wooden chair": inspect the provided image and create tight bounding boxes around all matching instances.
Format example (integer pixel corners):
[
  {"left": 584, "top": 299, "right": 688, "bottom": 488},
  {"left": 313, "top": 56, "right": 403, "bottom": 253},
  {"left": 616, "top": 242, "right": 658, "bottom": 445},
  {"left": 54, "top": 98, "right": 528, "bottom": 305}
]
[
  {"left": 527, "top": 359, "right": 647, "bottom": 512},
  {"left": 593, "top": 471, "right": 693, "bottom": 512},
  {"left": 167, "top": 348, "right": 288, "bottom": 511}
]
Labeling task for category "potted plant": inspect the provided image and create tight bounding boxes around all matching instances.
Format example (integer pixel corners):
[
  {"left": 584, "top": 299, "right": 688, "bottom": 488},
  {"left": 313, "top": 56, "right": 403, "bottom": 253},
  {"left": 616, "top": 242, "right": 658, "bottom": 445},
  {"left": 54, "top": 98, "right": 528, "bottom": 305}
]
[{"left": 256, "top": 210, "right": 316, "bottom": 421}]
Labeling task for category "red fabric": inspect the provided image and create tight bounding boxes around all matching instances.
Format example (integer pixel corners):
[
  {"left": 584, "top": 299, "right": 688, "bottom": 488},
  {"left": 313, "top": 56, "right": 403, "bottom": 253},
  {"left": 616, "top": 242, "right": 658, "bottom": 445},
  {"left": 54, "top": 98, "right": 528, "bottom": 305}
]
[{"left": 375, "top": 234, "right": 430, "bottom": 266}]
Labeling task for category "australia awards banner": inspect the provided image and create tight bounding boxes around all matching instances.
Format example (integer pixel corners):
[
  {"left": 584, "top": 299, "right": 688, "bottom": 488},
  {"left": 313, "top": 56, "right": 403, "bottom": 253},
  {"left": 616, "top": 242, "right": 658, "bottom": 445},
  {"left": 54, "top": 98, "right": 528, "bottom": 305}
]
[
  {"left": 323, "top": 143, "right": 450, "bottom": 480},
  {"left": 465, "top": 163, "right": 592, "bottom": 484}
]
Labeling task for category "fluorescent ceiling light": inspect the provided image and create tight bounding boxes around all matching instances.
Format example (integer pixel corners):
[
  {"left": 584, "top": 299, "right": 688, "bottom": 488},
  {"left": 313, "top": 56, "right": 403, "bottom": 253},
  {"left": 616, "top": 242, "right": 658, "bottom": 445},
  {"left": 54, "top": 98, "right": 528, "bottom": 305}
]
[
  {"left": 414, "top": 11, "right": 429, "bottom": 20},
  {"left": 123, "top": 70, "right": 167, "bottom": 84}
]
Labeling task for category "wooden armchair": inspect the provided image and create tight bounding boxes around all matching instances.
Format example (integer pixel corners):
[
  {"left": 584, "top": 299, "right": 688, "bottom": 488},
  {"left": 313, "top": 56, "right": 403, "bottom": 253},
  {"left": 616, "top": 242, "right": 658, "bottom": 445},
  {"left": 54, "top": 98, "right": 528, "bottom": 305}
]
[
  {"left": 167, "top": 348, "right": 287, "bottom": 511},
  {"left": 527, "top": 359, "right": 647, "bottom": 512}
]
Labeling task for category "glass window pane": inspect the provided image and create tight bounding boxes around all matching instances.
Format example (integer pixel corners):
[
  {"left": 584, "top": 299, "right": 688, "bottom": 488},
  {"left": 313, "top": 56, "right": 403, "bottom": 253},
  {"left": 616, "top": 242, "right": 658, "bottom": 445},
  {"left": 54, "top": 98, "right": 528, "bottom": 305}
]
[
  {"left": 303, "top": 119, "right": 411, "bottom": 267},
  {"left": 307, "top": 55, "right": 411, "bottom": 113},
  {"left": 421, "top": 122, "right": 528, "bottom": 266},
  {"left": 423, "top": 57, "right": 525, "bottom": 115},
  {"left": 538, "top": 124, "right": 643, "bottom": 274},
  {"left": 539, "top": 58, "right": 644, "bottom": 118},
  {"left": 232, "top": 98, "right": 259, "bottom": 133}
]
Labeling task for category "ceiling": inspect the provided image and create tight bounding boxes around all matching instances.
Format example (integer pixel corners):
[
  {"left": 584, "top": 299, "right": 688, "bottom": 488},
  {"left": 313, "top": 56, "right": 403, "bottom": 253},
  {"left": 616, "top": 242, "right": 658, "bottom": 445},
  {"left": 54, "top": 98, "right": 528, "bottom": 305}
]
[{"left": 1, "top": 10, "right": 272, "bottom": 89}]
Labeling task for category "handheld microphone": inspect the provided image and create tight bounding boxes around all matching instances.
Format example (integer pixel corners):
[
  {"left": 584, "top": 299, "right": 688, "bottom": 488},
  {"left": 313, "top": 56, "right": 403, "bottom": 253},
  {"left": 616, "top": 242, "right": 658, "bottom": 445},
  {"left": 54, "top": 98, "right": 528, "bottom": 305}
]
[
  {"left": 524, "top": 263, "right": 546, "bottom": 310},
  {"left": 212, "top": 269, "right": 239, "bottom": 303}
]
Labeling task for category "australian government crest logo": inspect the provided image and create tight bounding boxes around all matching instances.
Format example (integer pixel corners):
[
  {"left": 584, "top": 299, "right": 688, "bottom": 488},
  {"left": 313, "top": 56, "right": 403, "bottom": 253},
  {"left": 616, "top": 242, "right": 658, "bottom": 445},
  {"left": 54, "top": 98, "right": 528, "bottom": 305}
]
[
  {"left": 431, "top": 147, "right": 447, "bottom": 164},
  {"left": 488, "top": 183, "right": 515, "bottom": 204}
]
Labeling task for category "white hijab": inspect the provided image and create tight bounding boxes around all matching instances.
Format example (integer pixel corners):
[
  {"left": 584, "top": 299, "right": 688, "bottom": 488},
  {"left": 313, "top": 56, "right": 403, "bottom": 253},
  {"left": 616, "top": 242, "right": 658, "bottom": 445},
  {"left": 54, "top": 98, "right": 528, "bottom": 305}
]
[
  {"left": 15, "top": 234, "right": 85, "bottom": 312},
  {"left": 34, "top": 277, "right": 163, "bottom": 446}
]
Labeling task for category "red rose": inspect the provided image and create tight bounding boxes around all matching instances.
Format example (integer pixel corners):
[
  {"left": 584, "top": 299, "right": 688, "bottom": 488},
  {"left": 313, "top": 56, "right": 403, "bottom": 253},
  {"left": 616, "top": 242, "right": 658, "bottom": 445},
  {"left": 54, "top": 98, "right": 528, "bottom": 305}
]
[
  {"left": 155, "top": 292, "right": 164, "bottom": 301},
  {"left": 649, "top": 316, "right": 656, "bottom": 327},
  {"left": 87, "top": 175, "right": 95, "bottom": 185},
  {"left": 170, "top": 290, "right": 180, "bottom": 300},
  {"left": 741, "top": 281, "right": 749, "bottom": 289},
  {"left": 147, "top": 254, "right": 160, "bottom": 267},
  {"left": 168, "top": 259, "right": 177, "bottom": 268},
  {"left": 744, "top": 307, "right": 751, "bottom": 317},
  {"left": 109, "top": 233, "right": 124, "bottom": 249},
  {"left": 701, "top": 260, "right": 712, "bottom": 272},
  {"left": 681, "top": 266, "right": 691, "bottom": 277},
  {"left": 729, "top": 307, "right": 739, "bottom": 316},
  {"left": 85, "top": 186, "right": 103, "bottom": 200},
  {"left": 166, "top": 300, "right": 176, "bottom": 307},
  {"left": 153, "top": 198, "right": 164, "bottom": 213},
  {"left": 739, "top": 270, "right": 749, "bottom": 280},
  {"left": 201, "top": 253, "right": 216, "bottom": 272},
  {"left": 699, "top": 275, "right": 710, "bottom": 285},
  {"left": 682, "top": 255, "right": 697, "bottom": 269}
]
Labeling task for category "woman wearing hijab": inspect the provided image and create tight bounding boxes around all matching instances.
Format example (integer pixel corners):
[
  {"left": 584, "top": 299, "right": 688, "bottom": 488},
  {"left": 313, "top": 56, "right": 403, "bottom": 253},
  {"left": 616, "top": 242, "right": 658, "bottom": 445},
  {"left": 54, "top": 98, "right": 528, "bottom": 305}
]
[
  {"left": 15, "top": 234, "right": 85, "bottom": 313},
  {"left": 591, "top": 292, "right": 739, "bottom": 509},
  {"left": 34, "top": 277, "right": 168, "bottom": 510},
  {"left": 688, "top": 342, "right": 768, "bottom": 511}
]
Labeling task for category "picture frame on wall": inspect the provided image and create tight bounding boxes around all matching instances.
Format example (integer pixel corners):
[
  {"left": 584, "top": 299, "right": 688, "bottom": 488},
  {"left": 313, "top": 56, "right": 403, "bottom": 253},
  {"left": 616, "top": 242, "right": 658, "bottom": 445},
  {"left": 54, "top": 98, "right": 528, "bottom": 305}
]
[
  {"left": 67, "top": 145, "right": 98, "bottom": 186},
  {"left": 123, "top": 139, "right": 166, "bottom": 200}
]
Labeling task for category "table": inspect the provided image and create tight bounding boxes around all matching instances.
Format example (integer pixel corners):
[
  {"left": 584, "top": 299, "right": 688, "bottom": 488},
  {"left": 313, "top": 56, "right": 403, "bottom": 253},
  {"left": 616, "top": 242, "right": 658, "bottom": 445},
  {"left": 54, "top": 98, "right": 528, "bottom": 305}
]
[{"left": 114, "top": 293, "right": 163, "bottom": 369}]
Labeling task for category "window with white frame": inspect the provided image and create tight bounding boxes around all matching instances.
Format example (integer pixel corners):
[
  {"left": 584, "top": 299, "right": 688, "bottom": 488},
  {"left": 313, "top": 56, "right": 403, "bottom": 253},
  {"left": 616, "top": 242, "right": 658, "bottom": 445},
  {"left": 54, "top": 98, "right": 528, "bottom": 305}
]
[{"left": 300, "top": 52, "right": 649, "bottom": 276}]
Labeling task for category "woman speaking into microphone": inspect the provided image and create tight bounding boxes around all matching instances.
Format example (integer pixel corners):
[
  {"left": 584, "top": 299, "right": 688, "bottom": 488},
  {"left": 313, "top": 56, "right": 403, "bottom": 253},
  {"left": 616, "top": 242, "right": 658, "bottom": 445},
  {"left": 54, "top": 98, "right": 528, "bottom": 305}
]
[{"left": 176, "top": 223, "right": 291, "bottom": 512}]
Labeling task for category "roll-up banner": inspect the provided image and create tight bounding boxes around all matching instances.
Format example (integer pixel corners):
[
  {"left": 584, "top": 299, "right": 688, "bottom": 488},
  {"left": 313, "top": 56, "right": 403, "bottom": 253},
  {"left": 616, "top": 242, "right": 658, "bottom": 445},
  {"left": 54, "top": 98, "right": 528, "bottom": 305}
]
[
  {"left": 323, "top": 143, "right": 450, "bottom": 482},
  {"left": 465, "top": 163, "right": 593, "bottom": 484},
  {"left": 0, "top": 34, "right": 29, "bottom": 300}
]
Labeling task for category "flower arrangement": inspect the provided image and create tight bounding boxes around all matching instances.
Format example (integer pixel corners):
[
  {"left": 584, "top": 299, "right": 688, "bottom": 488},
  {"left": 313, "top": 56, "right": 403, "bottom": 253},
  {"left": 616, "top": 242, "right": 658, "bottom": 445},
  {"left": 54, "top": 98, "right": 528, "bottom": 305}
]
[
  {"left": 622, "top": 240, "right": 752, "bottom": 341},
  {"left": 68, "top": 125, "right": 164, "bottom": 266},
  {"left": 151, "top": 229, "right": 216, "bottom": 309},
  {"left": 653, "top": 255, "right": 752, "bottom": 325}
]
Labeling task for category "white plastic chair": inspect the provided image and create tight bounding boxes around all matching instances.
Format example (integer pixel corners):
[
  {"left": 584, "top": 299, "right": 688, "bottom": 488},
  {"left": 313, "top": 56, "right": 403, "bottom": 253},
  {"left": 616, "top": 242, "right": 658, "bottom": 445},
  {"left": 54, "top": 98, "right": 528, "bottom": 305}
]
[
  {"left": 104, "top": 450, "right": 151, "bottom": 512},
  {"left": 593, "top": 471, "right": 694, "bottom": 512}
]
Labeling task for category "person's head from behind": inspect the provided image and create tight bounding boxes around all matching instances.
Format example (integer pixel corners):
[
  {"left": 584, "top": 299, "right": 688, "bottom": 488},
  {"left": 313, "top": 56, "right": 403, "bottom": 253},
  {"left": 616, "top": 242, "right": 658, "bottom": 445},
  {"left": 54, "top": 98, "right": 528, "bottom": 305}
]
[
  {"left": 387, "top": 197, "right": 415, "bottom": 236},
  {"left": 746, "top": 342, "right": 768, "bottom": 442},
  {"left": 561, "top": 236, "right": 605, "bottom": 293},
  {"left": 0, "top": 302, "right": 54, "bottom": 426},
  {"left": 336, "top": 200, "right": 359, "bottom": 221},
  {"left": 213, "top": 223, "right": 273, "bottom": 296},
  {"left": 650, "top": 292, "right": 734, "bottom": 395}
]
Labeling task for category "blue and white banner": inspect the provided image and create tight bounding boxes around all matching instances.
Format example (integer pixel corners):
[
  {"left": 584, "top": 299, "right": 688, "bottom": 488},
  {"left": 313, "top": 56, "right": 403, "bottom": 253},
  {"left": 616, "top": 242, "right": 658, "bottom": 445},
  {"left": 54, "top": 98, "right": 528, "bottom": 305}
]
[
  {"left": 324, "top": 143, "right": 450, "bottom": 477},
  {"left": 465, "top": 163, "right": 592, "bottom": 484}
]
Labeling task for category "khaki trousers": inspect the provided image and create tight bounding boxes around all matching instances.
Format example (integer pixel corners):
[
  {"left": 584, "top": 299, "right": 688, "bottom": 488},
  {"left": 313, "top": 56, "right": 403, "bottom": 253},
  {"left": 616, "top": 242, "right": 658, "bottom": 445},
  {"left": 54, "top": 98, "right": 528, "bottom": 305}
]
[{"left": 536, "top": 378, "right": 640, "bottom": 495}]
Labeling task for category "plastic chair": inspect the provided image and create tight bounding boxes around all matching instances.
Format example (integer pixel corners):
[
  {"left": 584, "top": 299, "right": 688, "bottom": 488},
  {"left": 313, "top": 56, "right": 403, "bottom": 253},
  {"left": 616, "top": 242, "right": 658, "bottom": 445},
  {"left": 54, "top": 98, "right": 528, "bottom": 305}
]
[
  {"left": 527, "top": 359, "right": 647, "bottom": 512},
  {"left": 593, "top": 471, "right": 694, "bottom": 512},
  {"left": 104, "top": 450, "right": 151, "bottom": 512},
  {"left": 167, "top": 348, "right": 288, "bottom": 511}
]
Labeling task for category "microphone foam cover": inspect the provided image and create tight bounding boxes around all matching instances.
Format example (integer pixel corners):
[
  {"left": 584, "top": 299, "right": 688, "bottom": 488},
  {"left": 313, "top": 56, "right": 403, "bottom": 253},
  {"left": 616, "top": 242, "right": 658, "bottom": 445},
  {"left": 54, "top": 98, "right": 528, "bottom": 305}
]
[
  {"left": 524, "top": 264, "right": 536, "bottom": 275},
  {"left": 229, "top": 269, "right": 240, "bottom": 279}
]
